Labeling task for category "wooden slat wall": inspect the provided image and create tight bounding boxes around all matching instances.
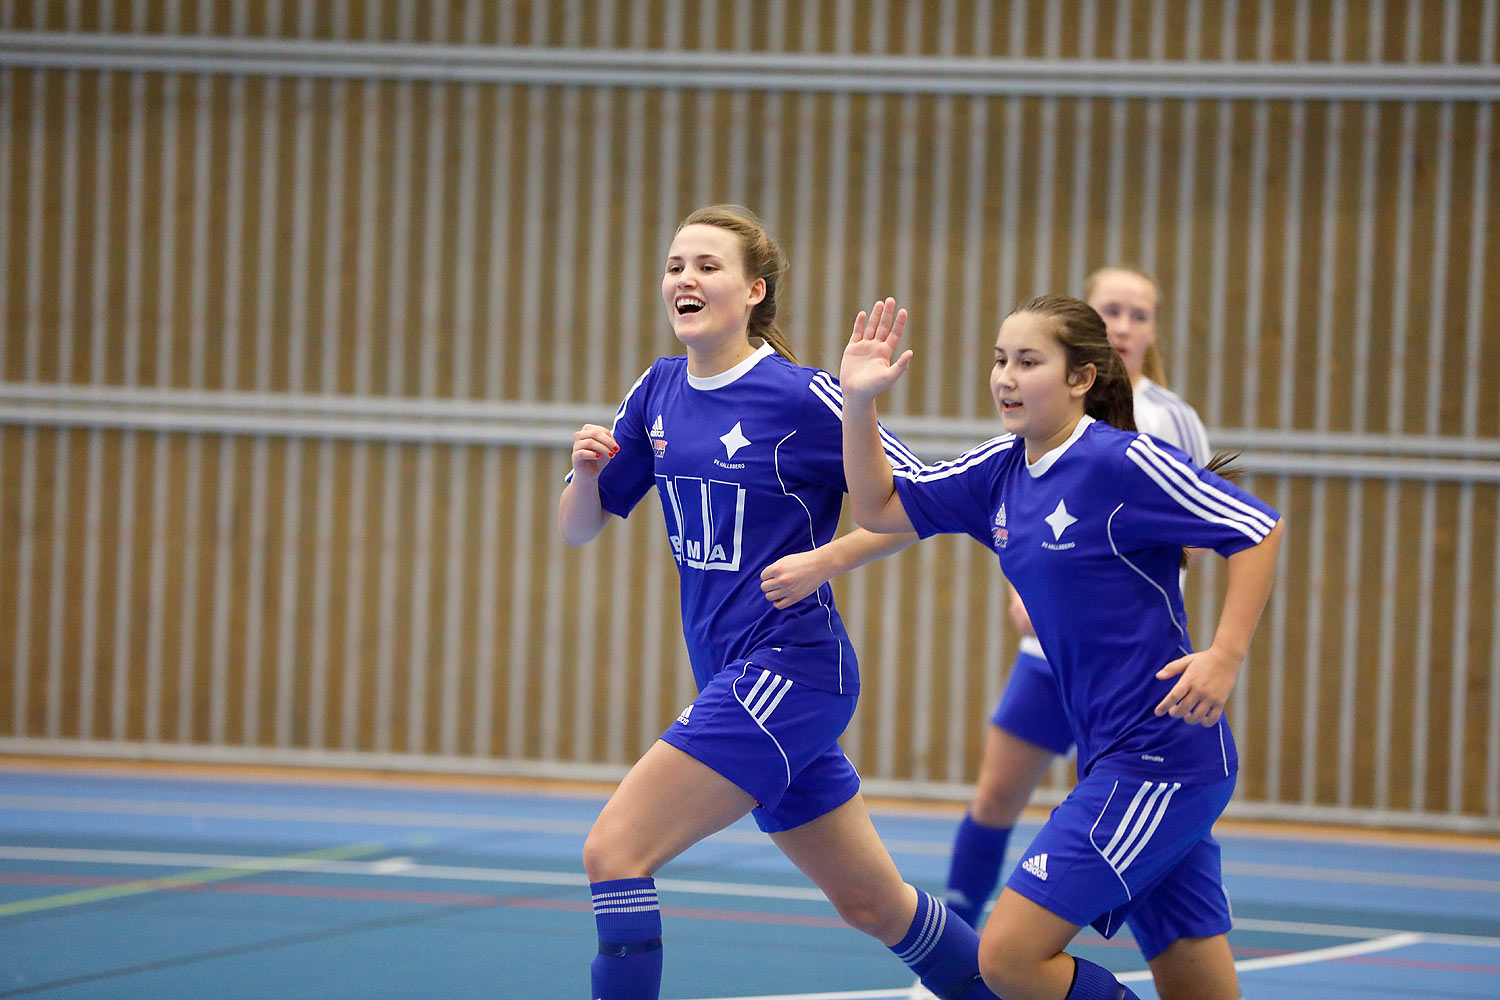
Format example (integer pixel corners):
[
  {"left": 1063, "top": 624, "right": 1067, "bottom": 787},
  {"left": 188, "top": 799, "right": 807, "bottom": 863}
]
[{"left": 1, "top": 0, "right": 1498, "bottom": 829}]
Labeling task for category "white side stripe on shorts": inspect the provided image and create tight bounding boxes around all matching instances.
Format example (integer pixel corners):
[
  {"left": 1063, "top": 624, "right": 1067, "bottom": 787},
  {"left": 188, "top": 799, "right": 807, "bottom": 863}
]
[
  {"left": 742, "top": 669, "right": 793, "bottom": 726},
  {"left": 1099, "top": 780, "right": 1182, "bottom": 876}
]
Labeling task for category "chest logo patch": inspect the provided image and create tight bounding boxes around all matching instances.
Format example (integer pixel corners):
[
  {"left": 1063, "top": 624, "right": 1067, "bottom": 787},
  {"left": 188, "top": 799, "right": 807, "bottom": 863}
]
[
  {"left": 720, "top": 421, "right": 751, "bottom": 460},
  {"left": 992, "top": 503, "right": 1009, "bottom": 548},
  {"left": 1044, "top": 498, "right": 1078, "bottom": 541}
]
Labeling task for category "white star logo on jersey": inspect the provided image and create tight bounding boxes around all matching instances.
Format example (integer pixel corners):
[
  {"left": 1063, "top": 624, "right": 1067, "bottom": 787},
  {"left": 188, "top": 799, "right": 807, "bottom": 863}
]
[
  {"left": 720, "top": 421, "right": 750, "bottom": 459},
  {"left": 1044, "top": 499, "right": 1077, "bottom": 540}
]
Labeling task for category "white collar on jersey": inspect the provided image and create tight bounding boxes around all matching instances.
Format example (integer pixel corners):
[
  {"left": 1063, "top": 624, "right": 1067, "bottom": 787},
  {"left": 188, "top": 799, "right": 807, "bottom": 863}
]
[
  {"left": 1025, "top": 414, "right": 1095, "bottom": 478},
  {"left": 687, "top": 342, "right": 775, "bottom": 390}
]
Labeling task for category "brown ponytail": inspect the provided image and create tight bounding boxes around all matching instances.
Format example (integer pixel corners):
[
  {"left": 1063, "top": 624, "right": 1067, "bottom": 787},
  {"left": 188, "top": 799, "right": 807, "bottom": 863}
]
[
  {"left": 1015, "top": 295, "right": 1137, "bottom": 433},
  {"left": 677, "top": 204, "right": 798, "bottom": 365}
]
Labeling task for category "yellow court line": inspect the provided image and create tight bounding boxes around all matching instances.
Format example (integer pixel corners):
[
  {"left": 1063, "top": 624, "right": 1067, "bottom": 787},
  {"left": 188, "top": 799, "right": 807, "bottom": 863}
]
[{"left": 0, "top": 841, "right": 386, "bottom": 919}]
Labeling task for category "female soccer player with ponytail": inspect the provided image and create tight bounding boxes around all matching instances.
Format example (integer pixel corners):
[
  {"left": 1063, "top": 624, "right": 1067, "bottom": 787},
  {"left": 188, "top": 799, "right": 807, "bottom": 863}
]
[
  {"left": 839, "top": 295, "right": 1283, "bottom": 1000},
  {"left": 560, "top": 206, "right": 1001, "bottom": 1000},
  {"left": 932, "top": 267, "right": 1215, "bottom": 956}
]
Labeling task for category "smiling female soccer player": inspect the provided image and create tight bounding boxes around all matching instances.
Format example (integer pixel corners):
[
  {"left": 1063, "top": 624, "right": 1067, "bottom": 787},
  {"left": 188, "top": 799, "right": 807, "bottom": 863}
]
[
  {"left": 560, "top": 206, "right": 1001, "bottom": 1000},
  {"left": 838, "top": 296, "right": 1283, "bottom": 1000}
]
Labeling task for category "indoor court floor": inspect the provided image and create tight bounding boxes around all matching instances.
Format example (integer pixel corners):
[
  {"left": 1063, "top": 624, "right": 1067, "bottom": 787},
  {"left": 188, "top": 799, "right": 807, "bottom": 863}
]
[{"left": 0, "top": 760, "right": 1496, "bottom": 999}]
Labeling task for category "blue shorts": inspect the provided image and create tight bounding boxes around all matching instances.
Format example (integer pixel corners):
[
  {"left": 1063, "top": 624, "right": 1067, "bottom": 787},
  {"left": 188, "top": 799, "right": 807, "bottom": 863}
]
[
  {"left": 661, "top": 657, "right": 861, "bottom": 834},
  {"left": 990, "top": 649, "right": 1075, "bottom": 755},
  {"left": 1005, "top": 770, "right": 1236, "bottom": 960}
]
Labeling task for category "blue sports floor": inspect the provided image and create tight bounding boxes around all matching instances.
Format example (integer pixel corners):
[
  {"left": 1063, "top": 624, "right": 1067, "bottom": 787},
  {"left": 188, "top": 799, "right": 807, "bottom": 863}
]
[{"left": 0, "top": 761, "right": 1497, "bottom": 999}]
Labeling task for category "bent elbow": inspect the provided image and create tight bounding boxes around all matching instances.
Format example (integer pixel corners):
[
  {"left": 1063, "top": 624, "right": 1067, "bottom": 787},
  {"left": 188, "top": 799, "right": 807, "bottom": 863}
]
[
  {"left": 848, "top": 498, "right": 885, "bottom": 533},
  {"left": 851, "top": 499, "right": 903, "bottom": 535}
]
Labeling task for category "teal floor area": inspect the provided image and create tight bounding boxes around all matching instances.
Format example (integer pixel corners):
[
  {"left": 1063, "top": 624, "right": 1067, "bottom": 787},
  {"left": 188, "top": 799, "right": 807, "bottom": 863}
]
[{"left": 0, "top": 763, "right": 1497, "bottom": 999}]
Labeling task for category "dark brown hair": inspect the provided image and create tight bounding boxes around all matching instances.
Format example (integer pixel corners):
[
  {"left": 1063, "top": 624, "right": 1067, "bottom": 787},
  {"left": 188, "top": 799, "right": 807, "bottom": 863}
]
[
  {"left": 1013, "top": 294, "right": 1137, "bottom": 432},
  {"left": 677, "top": 205, "right": 797, "bottom": 365}
]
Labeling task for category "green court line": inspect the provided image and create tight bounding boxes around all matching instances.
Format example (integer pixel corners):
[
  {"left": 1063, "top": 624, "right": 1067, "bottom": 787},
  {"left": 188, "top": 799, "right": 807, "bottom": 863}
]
[{"left": 0, "top": 841, "right": 386, "bottom": 919}]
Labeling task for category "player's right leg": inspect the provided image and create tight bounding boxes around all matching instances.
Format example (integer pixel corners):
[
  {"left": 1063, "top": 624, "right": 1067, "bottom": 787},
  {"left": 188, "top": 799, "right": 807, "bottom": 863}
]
[
  {"left": 943, "top": 650, "right": 1070, "bottom": 929},
  {"left": 583, "top": 739, "right": 757, "bottom": 1000},
  {"left": 772, "top": 795, "right": 1004, "bottom": 1000},
  {"left": 947, "top": 724, "right": 1058, "bottom": 922},
  {"left": 1146, "top": 934, "right": 1239, "bottom": 1000}
]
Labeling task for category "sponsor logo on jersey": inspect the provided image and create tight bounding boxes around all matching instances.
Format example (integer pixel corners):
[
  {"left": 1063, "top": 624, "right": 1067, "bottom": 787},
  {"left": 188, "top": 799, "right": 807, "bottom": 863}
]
[
  {"left": 1022, "top": 853, "right": 1049, "bottom": 881},
  {"left": 650, "top": 414, "right": 667, "bottom": 458},
  {"left": 657, "top": 475, "right": 746, "bottom": 572},
  {"left": 676, "top": 703, "right": 693, "bottom": 725},
  {"left": 1042, "top": 498, "right": 1078, "bottom": 551},
  {"left": 992, "top": 502, "right": 1009, "bottom": 548}
]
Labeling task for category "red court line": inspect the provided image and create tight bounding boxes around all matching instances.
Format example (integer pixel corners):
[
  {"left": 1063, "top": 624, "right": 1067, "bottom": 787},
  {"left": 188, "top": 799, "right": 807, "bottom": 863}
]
[
  {"left": 0, "top": 871, "right": 497, "bottom": 907},
  {"left": 1338, "top": 954, "right": 1500, "bottom": 976}
]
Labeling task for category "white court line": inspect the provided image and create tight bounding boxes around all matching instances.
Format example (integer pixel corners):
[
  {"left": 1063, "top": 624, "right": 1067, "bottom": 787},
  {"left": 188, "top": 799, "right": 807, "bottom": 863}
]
[
  {"left": 1221, "top": 932, "right": 1425, "bottom": 974},
  {"left": 677, "top": 933, "right": 1430, "bottom": 1000},
  {"left": 5, "top": 795, "right": 1500, "bottom": 896}
]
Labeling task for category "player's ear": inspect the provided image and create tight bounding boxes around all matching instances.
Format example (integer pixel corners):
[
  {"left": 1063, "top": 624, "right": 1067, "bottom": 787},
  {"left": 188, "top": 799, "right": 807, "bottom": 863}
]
[
  {"left": 746, "top": 276, "right": 766, "bottom": 307},
  {"left": 1067, "top": 362, "right": 1097, "bottom": 397}
]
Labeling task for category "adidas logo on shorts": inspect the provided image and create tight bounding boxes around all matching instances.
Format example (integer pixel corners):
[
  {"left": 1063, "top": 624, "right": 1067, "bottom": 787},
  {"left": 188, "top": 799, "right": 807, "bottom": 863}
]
[
  {"left": 1022, "top": 853, "right": 1049, "bottom": 881},
  {"left": 676, "top": 704, "right": 692, "bottom": 725}
]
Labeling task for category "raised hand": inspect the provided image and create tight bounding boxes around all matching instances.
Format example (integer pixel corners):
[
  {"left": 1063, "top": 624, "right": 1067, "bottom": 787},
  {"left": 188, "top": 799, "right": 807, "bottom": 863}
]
[
  {"left": 840, "top": 297, "right": 913, "bottom": 399},
  {"left": 570, "top": 423, "right": 619, "bottom": 481}
]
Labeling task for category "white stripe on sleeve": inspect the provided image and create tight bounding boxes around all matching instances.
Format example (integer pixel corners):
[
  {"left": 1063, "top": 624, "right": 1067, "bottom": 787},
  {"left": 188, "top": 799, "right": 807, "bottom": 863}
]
[
  {"left": 1127, "top": 437, "right": 1276, "bottom": 540},
  {"left": 902, "top": 436, "right": 1017, "bottom": 483},
  {"left": 808, "top": 370, "right": 925, "bottom": 470}
]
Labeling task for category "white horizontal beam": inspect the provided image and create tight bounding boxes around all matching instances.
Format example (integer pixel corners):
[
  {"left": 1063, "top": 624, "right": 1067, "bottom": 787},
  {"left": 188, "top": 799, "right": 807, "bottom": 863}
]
[
  {"left": 3, "top": 383, "right": 1498, "bottom": 481},
  {"left": 1, "top": 31, "right": 1496, "bottom": 101}
]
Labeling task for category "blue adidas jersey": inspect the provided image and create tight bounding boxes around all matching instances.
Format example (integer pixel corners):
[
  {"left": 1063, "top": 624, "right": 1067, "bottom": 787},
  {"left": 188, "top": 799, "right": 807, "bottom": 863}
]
[
  {"left": 586, "top": 344, "right": 921, "bottom": 695},
  {"left": 894, "top": 416, "right": 1279, "bottom": 783}
]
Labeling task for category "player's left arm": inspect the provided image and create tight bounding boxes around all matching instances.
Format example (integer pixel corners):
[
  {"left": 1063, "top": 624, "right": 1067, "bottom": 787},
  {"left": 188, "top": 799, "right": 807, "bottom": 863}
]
[
  {"left": 1154, "top": 518, "right": 1285, "bottom": 726},
  {"left": 760, "top": 529, "right": 919, "bottom": 609}
]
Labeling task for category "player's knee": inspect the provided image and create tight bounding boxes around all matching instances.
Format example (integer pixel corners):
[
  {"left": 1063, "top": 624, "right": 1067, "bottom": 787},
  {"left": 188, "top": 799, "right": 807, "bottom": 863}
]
[
  {"left": 825, "top": 885, "right": 904, "bottom": 940},
  {"left": 970, "top": 777, "right": 1032, "bottom": 826},
  {"left": 581, "top": 826, "right": 647, "bottom": 882},
  {"left": 976, "top": 934, "right": 1036, "bottom": 997}
]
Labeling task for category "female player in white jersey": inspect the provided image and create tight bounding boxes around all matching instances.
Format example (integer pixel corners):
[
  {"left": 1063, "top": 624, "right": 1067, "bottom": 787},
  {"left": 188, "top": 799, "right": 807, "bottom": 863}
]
[
  {"left": 839, "top": 295, "right": 1283, "bottom": 1000},
  {"left": 930, "top": 267, "right": 1214, "bottom": 949},
  {"left": 560, "top": 206, "right": 1005, "bottom": 1000}
]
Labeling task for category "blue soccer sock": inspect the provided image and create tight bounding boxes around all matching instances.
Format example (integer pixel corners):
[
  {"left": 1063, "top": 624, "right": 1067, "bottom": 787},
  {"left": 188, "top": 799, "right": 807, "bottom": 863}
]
[
  {"left": 890, "top": 888, "right": 1002, "bottom": 1000},
  {"left": 1067, "top": 956, "right": 1141, "bottom": 1000},
  {"left": 943, "top": 813, "right": 1012, "bottom": 928},
  {"left": 590, "top": 877, "right": 663, "bottom": 1000}
]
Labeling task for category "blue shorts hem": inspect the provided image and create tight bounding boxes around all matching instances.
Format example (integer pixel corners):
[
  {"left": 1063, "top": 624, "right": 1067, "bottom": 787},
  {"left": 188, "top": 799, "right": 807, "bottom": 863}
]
[{"left": 990, "top": 651, "right": 1074, "bottom": 755}]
